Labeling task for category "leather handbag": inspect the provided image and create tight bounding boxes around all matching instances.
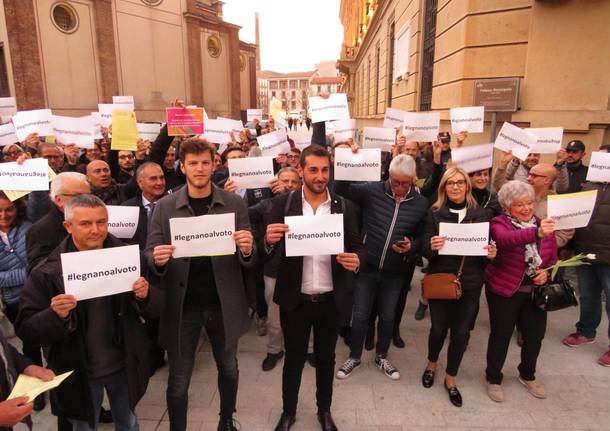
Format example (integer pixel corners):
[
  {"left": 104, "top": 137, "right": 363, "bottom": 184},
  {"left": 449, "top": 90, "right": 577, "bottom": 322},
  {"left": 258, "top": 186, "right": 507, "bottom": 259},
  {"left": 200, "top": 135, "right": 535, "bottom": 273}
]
[
  {"left": 421, "top": 257, "right": 466, "bottom": 300},
  {"left": 532, "top": 279, "right": 578, "bottom": 312}
]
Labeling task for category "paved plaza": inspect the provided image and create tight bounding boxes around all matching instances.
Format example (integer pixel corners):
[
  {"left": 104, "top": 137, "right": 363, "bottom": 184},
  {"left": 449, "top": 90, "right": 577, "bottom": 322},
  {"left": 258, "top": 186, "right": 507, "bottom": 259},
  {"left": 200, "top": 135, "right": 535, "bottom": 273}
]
[{"left": 14, "top": 269, "right": 610, "bottom": 431}]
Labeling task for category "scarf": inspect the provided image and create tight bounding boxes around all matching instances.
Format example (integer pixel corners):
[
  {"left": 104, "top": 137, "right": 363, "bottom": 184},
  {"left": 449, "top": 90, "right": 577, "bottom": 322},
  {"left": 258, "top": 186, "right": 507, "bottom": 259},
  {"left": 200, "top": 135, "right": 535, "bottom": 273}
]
[{"left": 508, "top": 215, "right": 542, "bottom": 277}]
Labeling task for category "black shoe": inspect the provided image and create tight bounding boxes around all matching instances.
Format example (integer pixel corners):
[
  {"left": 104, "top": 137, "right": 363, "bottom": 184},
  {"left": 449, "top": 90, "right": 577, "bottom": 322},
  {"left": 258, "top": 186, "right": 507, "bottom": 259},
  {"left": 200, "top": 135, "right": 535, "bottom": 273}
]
[
  {"left": 306, "top": 352, "right": 316, "bottom": 368},
  {"left": 444, "top": 382, "right": 463, "bottom": 407},
  {"left": 33, "top": 394, "right": 45, "bottom": 411},
  {"left": 99, "top": 407, "right": 113, "bottom": 423},
  {"left": 392, "top": 332, "right": 405, "bottom": 349},
  {"left": 422, "top": 369, "right": 435, "bottom": 388},
  {"left": 414, "top": 302, "right": 428, "bottom": 321},
  {"left": 365, "top": 327, "right": 375, "bottom": 351},
  {"left": 273, "top": 413, "right": 296, "bottom": 431},
  {"left": 317, "top": 412, "right": 338, "bottom": 431},
  {"left": 217, "top": 416, "right": 239, "bottom": 431},
  {"left": 262, "top": 352, "right": 284, "bottom": 371}
]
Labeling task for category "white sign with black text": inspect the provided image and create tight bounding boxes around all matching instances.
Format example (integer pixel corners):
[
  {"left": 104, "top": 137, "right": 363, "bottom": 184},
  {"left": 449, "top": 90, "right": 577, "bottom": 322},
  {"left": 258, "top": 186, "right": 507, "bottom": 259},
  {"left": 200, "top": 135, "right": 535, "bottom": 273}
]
[
  {"left": 247, "top": 109, "right": 263, "bottom": 122},
  {"left": 402, "top": 112, "right": 440, "bottom": 142},
  {"left": 328, "top": 119, "right": 357, "bottom": 142},
  {"left": 228, "top": 156, "right": 275, "bottom": 189},
  {"left": 0, "top": 122, "right": 19, "bottom": 147},
  {"left": 98, "top": 103, "right": 135, "bottom": 127},
  {"left": 494, "top": 122, "right": 536, "bottom": 161},
  {"left": 547, "top": 190, "right": 597, "bottom": 230},
  {"left": 439, "top": 222, "right": 490, "bottom": 256},
  {"left": 334, "top": 148, "right": 381, "bottom": 182},
  {"left": 0, "top": 158, "right": 49, "bottom": 191},
  {"left": 51, "top": 115, "right": 95, "bottom": 149},
  {"left": 257, "top": 128, "right": 291, "bottom": 157},
  {"left": 586, "top": 151, "right": 610, "bottom": 183},
  {"left": 106, "top": 205, "right": 140, "bottom": 239},
  {"left": 284, "top": 214, "right": 344, "bottom": 257},
  {"left": 137, "top": 123, "right": 162, "bottom": 141},
  {"left": 450, "top": 143, "right": 494, "bottom": 173},
  {"left": 288, "top": 130, "right": 312, "bottom": 150},
  {"left": 12, "top": 109, "right": 53, "bottom": 141},
  {"left": 308, "top": 94, "right": 350, "bottom": 123},
  {"left": 170, "top": 213, "right": 236, "bottom": 257},
  {"left": 450, "top": 106, "right": 485, "bottom": 134},
  {"left": 202, "top": 119, "right": 236, "bottom": 144},
  {"left": 362, "top": 127, "right": 395, "bottom": 152},
  {"left": 383, "top": 108, "right": 407, "bottom": 129},
  {"left": 526, "top": 127, "right": 564, "bottom": 154}
]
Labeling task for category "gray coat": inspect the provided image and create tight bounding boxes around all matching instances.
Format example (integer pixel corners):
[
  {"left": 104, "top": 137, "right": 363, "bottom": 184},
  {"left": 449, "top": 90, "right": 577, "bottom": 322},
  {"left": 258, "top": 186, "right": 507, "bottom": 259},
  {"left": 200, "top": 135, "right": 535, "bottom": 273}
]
[{"left": 145, "top": 184, "right": 256, "bottom": 355}]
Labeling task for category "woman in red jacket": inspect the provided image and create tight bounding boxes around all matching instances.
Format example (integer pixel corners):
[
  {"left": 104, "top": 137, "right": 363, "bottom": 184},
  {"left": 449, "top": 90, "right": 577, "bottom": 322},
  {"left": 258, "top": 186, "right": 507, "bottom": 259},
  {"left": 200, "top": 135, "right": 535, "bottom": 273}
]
[{"left": 485, "top": 180, "right": 557, "bottom": 403}]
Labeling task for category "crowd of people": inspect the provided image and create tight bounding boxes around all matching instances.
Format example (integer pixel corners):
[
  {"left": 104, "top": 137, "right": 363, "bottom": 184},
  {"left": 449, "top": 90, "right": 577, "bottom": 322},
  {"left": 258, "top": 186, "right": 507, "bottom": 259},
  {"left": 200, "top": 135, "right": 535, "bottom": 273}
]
[{"left": 0, "top": 97, "right": 608, "bottom": 431}]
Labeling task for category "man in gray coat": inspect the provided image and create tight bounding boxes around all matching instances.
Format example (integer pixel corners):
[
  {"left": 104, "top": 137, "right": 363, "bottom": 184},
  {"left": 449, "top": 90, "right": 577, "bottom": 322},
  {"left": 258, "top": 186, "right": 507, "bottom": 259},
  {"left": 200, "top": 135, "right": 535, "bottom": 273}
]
[{"left": 145, "top": 138, "right": 256, "bottom": 431}]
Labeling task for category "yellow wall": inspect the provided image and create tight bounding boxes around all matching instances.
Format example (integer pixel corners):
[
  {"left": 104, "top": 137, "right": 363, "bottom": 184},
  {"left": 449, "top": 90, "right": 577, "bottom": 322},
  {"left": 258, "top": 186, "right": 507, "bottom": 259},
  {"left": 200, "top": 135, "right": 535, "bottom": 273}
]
[{"left": 201, "top": 29, "right": 230, "bottom": 118}]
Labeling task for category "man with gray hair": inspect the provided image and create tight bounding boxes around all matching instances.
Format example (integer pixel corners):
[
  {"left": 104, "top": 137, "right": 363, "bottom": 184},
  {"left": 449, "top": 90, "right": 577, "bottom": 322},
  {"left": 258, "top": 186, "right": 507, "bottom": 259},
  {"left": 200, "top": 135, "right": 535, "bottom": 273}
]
[{"left": 334, "top": 153, "right": 429, "bottom": 381}]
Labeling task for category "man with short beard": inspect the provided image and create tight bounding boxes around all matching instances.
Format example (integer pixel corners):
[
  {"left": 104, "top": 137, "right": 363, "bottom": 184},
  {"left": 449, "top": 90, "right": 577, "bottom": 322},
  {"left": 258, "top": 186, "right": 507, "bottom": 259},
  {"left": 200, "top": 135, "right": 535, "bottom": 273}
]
[
  {"left": 494, "top": 150, "right": 568, "bottom": 193},
  {"left": 556, "top": 140, "right": 588, "bottom": 193}
]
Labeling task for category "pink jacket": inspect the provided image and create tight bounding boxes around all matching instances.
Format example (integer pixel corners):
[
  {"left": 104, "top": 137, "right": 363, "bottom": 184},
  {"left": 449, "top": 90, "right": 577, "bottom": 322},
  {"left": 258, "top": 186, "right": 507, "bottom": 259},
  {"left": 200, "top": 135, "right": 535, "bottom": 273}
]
[{"left": 485, "top": 214, "right": 558, "bottom": 297}]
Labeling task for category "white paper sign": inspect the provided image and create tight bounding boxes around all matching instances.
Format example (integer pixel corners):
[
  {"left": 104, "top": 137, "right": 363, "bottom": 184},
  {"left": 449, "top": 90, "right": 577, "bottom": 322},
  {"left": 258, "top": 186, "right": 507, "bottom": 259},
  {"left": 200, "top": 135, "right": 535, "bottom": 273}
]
[
  {"left": 61, "top": 245, "right": 141, "bottom": 301},
  {"left": 450, "top": 143, "right": 494, "bottom": 173},
  {"left": 91, "top": 112, "right": 103, "bottom": 139},
  {"left": 309, "top": 94, "right": 350, "bottom": 124},
  {"left": 285, "top": 214, "right": 344, "bottom": 256},
  {"left": 403, "top": 112, "right": 440, "bottom": 142},
  {"left": 113, "top": 96, "right": 134, "bottom": 105},
  {"left": 363, "top": 127, "right": 395, "bottom": 152},
  {"left": 526, "top": 127, "right": 564, "bottom": 154},
  {"left": 586, "top": 151, "right": 610, "bottom": 183},
  {"left": 202, "top": 118, "right": 236, "bottom": 144},
  {"left": 0, "top": 158, "right": 49, "bottom": 191},
  {"left": 170, "top": 213, "right": 236, "bottom": 257},
  {"left": 98, "top": 103, "right": 135, "bottom": 127},
  {"left": 450, "top": 106, "right": 484, "bottom": 134},
  {"left": 329, "top": 119, "right": 357, "bottom": 142},
  {"left": 257, "top": 129, "right": 291, "bottom": 157},
  {"left": 334, "top": 148, "right": 381, "bottom": 181},
  {"left": 107, "top": 205, "right": 140, "bottom": 239},
  {"left": 547, "top": 190, "right": 597, "bottom": 230},
  {"left": 0, "top": 122, "right": 19, "bottom": 147},
  {"left": 12, "top": 109, "right": 53, "bottom": 141},
  {"left": 137, "top": 123, "right": 161, "bottom": 141},
  {"left": 0, "top": 97, "right": 17, "bottom": 117},
  {"left": 228, "top": 156, "right": 274, "bottom": 189},
  {"left": 247, "top": 109, "right": 263, "bottom": 122},
  {"left": 383, "top": 108, "right": 407, "bottom": 129},
  {"left": 288, "top": 130, "right": 312, "bottom": 150},
  {"left": 51, "top": 115, "right": 95, "bottom": 149},
  {"left": 494, "top": 122, "right": 536, "bottom": 161},
  {"left": 275, "top": 118, "right": 287, "bottom": 130},
  {"left": 217, "top": 117, "right": 244, "bottom": 134},
  {"left": 439, "top": 222, "right": 490, "bottom": 256}
]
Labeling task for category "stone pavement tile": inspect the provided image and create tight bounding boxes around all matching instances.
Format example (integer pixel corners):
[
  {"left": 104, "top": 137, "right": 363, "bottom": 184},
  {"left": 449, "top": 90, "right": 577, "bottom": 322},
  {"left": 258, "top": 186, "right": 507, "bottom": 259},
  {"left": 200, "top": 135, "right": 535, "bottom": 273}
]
[
  {"left": 141, "top": 378, "right": 170, "bottom": 405},
  {"left": 135, "top": 403, "right": 167, "bottom": 421},
  {"left": 156, "top": 420, "right": 203, "bottom": 431},
  {"left": 530, "top": 410, "right": 610, "bottom": 430},
  {"left": 582, "top": 373, "right": 610, "bottom": 388},
  {"left": 186, "top": 406, "right": 271, "bottom": 424},
  {"left": 441, "top": 411, "right": 536, "bottom": 428},
  {"left": 139, "top": 419, "right": 162, "bottom": 431},
  {"left": 356, "top": 407, "right": 445, "bottom": 427}
]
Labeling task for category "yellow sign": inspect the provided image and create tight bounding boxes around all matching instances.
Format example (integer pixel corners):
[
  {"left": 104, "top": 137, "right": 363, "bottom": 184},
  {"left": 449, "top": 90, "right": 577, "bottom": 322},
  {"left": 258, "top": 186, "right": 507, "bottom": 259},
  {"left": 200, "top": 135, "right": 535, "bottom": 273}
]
[{"left": 111, "top": 109, "right": 138, "bottom": 151}]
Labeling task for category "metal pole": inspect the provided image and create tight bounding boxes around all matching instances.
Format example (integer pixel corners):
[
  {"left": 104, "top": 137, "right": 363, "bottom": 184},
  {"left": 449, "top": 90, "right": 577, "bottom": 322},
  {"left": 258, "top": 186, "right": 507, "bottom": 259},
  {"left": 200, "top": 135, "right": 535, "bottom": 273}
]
[{"left": 490, "top": 111, "right": 498, "bottom": 142}]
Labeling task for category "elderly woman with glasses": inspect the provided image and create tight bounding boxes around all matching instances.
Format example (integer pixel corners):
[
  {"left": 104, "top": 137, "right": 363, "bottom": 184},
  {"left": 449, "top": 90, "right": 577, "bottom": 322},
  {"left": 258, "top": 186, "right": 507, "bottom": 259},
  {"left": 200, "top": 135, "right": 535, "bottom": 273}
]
[
  {"left": 485, "top": 180, "right": 557, "bottom": 403},
  {"left": 421, "top": 167, "right": 496, "bottom": 408}
]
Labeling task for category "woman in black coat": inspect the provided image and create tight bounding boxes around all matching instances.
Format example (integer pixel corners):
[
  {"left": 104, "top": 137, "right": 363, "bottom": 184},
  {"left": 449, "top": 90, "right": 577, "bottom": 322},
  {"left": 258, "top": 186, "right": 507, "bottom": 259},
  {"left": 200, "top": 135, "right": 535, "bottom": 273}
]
[
  {"left": 469, "top": 168, "right": 502, "bottom": 218},
  {"left": 421, "top": 167, "right": 496, "bottom": 407}
]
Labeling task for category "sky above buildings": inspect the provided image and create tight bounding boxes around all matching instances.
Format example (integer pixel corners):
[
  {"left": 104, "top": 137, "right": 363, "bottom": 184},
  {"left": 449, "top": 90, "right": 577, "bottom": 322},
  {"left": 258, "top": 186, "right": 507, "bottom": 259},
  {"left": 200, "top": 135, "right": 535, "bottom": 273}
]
[{"left": 223, "top": 0, "right": 343, "bottom": 73}]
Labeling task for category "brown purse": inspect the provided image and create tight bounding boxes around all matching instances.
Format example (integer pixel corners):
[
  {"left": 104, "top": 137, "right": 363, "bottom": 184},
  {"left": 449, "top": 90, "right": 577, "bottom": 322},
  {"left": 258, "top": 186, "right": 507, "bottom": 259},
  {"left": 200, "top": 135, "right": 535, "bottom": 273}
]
[{"left": 421, "top": 256, "right": 466, "bottom": 300}]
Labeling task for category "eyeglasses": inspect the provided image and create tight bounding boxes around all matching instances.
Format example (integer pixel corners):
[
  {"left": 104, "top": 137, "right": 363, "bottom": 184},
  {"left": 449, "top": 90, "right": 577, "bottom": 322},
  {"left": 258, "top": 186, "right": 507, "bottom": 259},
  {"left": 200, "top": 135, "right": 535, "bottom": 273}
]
[
  {"left": 527, "top": 173, "right": 547, "bottom": 179},
  {"left": 446, "top": 180, "right": 466, "bottom": 188},
  {"left": 4, "top": 151, "right": 23, "bottom": 157},
  {"left": 119, "top": 154, "right": 135, "bottom": 160},
  {"left": 390, "top": 179, "right": 411, "bottom": 189},
  {"left": 287, "top": 155, "right": 299, "bottom": 159}
]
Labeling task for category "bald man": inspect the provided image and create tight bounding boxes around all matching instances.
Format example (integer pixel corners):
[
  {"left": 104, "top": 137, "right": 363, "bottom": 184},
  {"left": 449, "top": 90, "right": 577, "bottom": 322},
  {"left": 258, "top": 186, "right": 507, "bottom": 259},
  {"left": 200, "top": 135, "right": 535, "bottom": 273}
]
[{"left": 86, "top": 160, "right": 128, "bottom": 205}]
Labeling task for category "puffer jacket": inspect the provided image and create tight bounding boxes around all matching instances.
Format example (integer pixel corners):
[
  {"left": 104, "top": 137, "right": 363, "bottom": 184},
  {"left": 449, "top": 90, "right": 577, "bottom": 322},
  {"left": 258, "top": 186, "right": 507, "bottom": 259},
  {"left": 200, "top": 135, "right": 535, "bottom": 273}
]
[
  {"left": 486, "top": 214, "right": 557, "bottom": 297},
  {"left": 335, "top": 180, "right": 428, "bottom": 275},
  {"left": 0, "top": 222, "right": 31, "bottom": 305},
  {"left": 574, "top": 182, "right": 610, "bottom": 265}
]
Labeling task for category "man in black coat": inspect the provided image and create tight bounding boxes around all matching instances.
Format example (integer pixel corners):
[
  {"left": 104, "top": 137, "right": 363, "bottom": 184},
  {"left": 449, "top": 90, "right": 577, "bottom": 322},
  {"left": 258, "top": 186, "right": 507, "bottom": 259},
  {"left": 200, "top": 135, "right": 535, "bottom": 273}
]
[
  {"left": 16, "top": 195, "right": 162, "bottom": 430},
  {"left": 265, "top": 145, "right": 364, "bottom": 431}
]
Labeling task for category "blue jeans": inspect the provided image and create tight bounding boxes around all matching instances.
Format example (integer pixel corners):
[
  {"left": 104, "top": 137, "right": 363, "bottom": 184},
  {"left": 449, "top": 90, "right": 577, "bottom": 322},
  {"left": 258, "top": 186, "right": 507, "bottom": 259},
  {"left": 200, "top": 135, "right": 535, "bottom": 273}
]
[
  {"left": 70, "top": 371, "right": 138, "bottom": 431},
  {"left": 576, "top": 264, "right": 610, "bottom": 341},
  {"left": 166, "top": 309, "right": 238, "bottom": 431},
  {"left": 349, "top": 271, "right": 403, "bottom": 359}
]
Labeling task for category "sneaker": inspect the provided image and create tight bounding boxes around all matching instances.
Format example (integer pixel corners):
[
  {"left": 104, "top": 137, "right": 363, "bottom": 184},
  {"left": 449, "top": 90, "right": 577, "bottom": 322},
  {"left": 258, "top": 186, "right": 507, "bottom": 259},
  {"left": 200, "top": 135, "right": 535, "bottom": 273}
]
[
  {"left": 374, "top": 356, "right": 400, "bottom": 380},
  {"left": 487, "top": 383, "right": 504, "bottom": 402},
  {"left": 598, "top": 350, "right": 610, "bottom": 367},
  {"left": 563, "top": 332, "right": 595, "bottom": 347},
  {"left": 414, "top": 301, "right": 428, "bottom": 321},
  {"left": 262, "top": 352, "right": 284, "bottom": 371},
  {"left": 255, "top": 316, "right": 267, "bottom": 336},
  {"left": 217, "top": 416, "right": 240, "bottom": 431},
  {"left": 518, "top": 377, "right": 546, "bottom": 399},
  {"left": 336, "top": 358, "right": 361, "bottom": 379}
]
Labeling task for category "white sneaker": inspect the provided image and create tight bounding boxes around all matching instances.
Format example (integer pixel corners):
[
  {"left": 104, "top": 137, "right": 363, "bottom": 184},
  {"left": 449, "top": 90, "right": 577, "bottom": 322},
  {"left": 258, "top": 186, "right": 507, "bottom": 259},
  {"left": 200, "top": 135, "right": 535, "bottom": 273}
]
[
  {"left": 375, "top": 356, "right": 400, "bottom": 380},
  {"left": 336, "top": 358, "right": 361, "bottom": 379}
]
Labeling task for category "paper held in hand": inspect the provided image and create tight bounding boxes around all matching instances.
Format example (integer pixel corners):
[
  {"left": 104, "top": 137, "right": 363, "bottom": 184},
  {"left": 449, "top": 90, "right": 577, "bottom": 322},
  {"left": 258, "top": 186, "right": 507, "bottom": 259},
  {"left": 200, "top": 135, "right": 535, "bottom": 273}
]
[
  {"left": 328, "top": 119, "right": 357, "bottom": 142},
  {"left": 362, "top": 127, "right": 395, "bottom": 152},
  {"left": 284, "top": 214, "right": 344, "bottom": 257},
  {"left": 494, "top": 122, "right": 536, "bottom": 161},
  {"left": 0, "top": 158, "right": 49, "bottom": 191},
  {"left": 547, "top": 190, "right": 597, "bottom": 230},
  {"left": 8, "top": 371, "right": 74, "bottom": 402},
  {"left": 51, "top": 115, "right": 95, "bottom": 149},
  {"left": 12, "top": 109, "right": 53, "bottom": 141},
  {"left": 450, "top": 144, "right": 494, "bottom": 173},
  {"left": 586, "top": 151, "right": 610, "bottom": 183},
  {"left": 0, "top": 122, "right": 19, "bottom": 147},
  {"left": 257, "top": 128, "right": 290, "bottom": 157},
  {"left": 107, "top": 205, "right": 140, "bottom": 239},
  {"left": 166, "top": 107, "right": 205, "bottom": 136},
  {"left": 383, "top": 108, "right": 407, "bottom": 129},
  {"left": 334, "top": 148, "right": 381, "bottom": 182},
  {"left": 247, "top": 109, "right": 263, "bottom": 122},
  {"left": 402, "top": 112, "right": 440, "bottom": 142},
  {"left": 98, "top": 103, "right": 134, "bottom": 128},
  {"left": 4, "top": 167, "right": 56, "bottom": 202},
  {"left": 450, "top": 106, "right": 485, "bottom": 134},
  {"left": 308, "top": 94, "right": 350, "bottom": 123},
  {"left": 111, "top": 110, "right": 139, "bottom": 151},
  {"left": 61, "top": 245, "right": 141, "bottom": 301},
  {"left": 526, "top": 127, "right": 564, "bottom": 154},
  {"left": 137, "top": 123, "right": 162, "bottom": 141},
  {"left": 170, "top": 213, "right": 236, "bottom": 257},
  {"left": 289, "top": 130, "right": 312, "bottom": 150},
  {"left": 438, "top": 222, "right": 490, "bottom": 256},
  {"left": 229, "top": 156, "right": 275, "bottom": 189}
]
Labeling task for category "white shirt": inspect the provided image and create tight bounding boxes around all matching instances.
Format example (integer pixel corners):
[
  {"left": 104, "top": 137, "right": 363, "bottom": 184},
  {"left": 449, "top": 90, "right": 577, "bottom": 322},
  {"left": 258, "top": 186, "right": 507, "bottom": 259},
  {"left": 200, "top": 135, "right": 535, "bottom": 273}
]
[{"left": 300, "top": 189, "right": 334, "bottom": 294}]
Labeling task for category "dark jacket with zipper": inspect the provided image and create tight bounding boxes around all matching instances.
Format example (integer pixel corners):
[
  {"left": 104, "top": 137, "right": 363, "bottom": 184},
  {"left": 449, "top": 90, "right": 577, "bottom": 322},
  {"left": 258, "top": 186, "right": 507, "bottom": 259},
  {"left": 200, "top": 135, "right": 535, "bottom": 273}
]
[
  {"left": 574, "top": 182, "right": 610, "bottom": 265},
  {"left": 15, "top": 235, "right": 162, "bottom": 427},
  {"left": 422, "top": 203, "right": 492, "bottom": 292},
  {"left": 334, "top": 180, "right": 428, "bottom": 275}
]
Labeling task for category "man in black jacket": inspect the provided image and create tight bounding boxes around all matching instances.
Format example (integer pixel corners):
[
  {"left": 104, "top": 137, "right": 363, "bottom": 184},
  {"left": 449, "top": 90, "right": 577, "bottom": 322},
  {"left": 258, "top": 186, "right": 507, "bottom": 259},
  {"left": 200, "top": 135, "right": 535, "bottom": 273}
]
[
  {"left": 16, "top": 195, "right": 161, "bottom": 430},
  {"left": 560, "top": 140, "right": 589, "bottom": 193},
  {"left": 265, "top": 145, "right": 364, "bottom": 431}
]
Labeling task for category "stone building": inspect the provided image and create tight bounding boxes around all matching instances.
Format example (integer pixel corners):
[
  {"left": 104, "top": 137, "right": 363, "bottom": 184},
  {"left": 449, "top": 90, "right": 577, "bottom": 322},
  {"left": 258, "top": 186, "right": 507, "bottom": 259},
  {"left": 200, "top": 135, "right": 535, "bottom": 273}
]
[
  {"left": 338, "top": 0, "right": 610, "bottom": 153},
  {"left": 257, "top": 70, "right": 314, "bottom": 115},
  {"left": 0, "top": 0, "right": 258, "bottom": 121}
]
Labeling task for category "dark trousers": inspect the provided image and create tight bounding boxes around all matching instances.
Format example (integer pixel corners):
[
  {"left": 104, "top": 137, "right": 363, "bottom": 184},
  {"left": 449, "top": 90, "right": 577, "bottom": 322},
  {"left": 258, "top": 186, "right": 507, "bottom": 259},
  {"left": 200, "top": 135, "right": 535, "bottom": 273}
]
[
  {"left": 427, "top": 288, "right": 481, "bottom": 376},
  {"left": 279, "top": 299, "right": 339, "bottom": 416},
  {"left": 485, "top": 290, "right": 547, "bottom": 385},
  {"left": 146, "top": 317, "right": 165, "bottom": 373},
  {"left": 393, "top": 262, "right": 416, "bottom": 333},
  {"left": 166, "top": 309, "right": 238, "bottom": 431}
]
